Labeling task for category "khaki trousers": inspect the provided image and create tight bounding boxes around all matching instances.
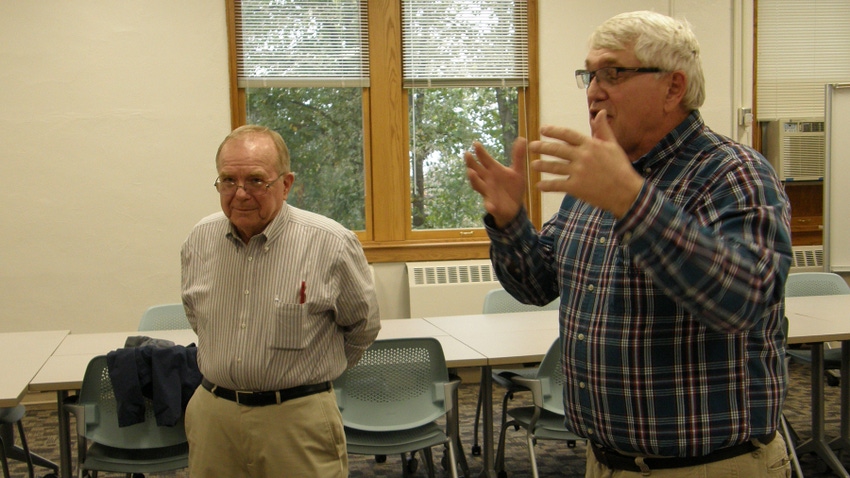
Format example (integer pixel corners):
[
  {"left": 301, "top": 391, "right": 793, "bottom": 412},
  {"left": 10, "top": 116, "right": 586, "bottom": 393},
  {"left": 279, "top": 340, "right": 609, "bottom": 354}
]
[
  {"left": 185, "top": 384, "right": 348, "bottom": 478},
  {"left": 585, "top": 434, "right": 791, "bottom": 478}
]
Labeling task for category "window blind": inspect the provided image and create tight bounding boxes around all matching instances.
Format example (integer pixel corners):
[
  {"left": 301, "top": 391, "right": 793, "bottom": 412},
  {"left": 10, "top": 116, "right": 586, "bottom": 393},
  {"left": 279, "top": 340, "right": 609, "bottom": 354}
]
[
  {"left": 235, "top": 0, "right": 369, "bottom": 88},
  {"left": 402, "top": 0, "right": 528, "bottom": 88},
  {"left": 757, "top": 0, "right": 850, "bottom": 120}
]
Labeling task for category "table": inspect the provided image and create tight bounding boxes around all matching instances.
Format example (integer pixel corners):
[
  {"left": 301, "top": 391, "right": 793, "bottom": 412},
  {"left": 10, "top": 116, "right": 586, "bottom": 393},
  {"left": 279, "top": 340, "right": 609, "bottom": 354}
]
[
  {"left": 425, "top": 310, "right": 558, "bottom": 478},
  {"left": 0, "top": 330, "right": 69, "bottom": 474},
  {"left": 29, "top": 320, "right": 486, "bottom": 478},
  {"left": 1, "top": 330, "right": 69, "bottom": 407},
  {"left": 786, "top": 294, "right": 850, "bottom": 478}
]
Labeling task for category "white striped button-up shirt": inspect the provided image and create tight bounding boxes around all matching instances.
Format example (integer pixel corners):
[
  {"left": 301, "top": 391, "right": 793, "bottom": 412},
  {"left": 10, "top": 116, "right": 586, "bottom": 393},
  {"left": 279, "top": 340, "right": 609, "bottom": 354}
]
[{"left": 181, "top": 204, "right": 381, "bottom": 391}]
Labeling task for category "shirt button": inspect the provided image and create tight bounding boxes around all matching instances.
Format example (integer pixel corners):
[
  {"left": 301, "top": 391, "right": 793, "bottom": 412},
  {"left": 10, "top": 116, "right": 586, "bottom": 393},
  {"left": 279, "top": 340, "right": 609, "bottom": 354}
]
[
  {"left": 587, "top": 428, "right": 594, "bottom": 435},
  {"left": 240, "top": 323, "right": 247, "bottom": 329},
  {"left": 644, "top": 167, "right": 651, "bottom": 174},
  {"left": 587, "top": 284, "right": 595, "bottom": 292},
  {"left": 599, "top": 237, "right": 606, "bottom": 244},
  {"left": 236, "top": 357, "right": 242, "bottom": 363},
  {"left": 579, "top": 382, "right": 586, "bottom": 389},
  {"left": 623, "top": 232, "right": 633, "bottom": 242},
  {"left": 247, "top": 256, "right": 253, "bottom": 262},
  {"left": 244, "top": 290, "right": 250, "bottom": 295},
  {"left": 577, "top": 333, "right": 585, "bottom": 341}
]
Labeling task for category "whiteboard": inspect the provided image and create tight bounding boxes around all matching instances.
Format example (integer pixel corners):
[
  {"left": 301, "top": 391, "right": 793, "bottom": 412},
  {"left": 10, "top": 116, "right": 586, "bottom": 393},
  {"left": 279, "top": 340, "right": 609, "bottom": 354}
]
[{"left": 825, "top": 84, "right": 850, "bottom": 272}]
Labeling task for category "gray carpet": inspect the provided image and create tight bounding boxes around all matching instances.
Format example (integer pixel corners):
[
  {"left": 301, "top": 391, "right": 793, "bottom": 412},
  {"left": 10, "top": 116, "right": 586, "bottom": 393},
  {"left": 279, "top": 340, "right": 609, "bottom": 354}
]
[{"left": 5, "top": 360, "right": 849, "bottom": 477}]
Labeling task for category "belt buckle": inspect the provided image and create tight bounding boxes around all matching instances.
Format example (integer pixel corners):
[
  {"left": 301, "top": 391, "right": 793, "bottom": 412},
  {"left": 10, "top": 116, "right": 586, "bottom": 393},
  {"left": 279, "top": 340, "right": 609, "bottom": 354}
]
[{"left": 235, "top": 390, "right": 253, "bottom": 405}]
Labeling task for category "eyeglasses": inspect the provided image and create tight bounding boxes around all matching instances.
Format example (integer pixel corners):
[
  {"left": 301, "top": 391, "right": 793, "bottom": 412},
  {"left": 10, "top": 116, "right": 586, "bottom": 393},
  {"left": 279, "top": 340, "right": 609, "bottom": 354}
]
[
  {"left": 214, "top": 172, "right": 285, "bottom": 196},
  {"left": 574, "top": 67, "right": 664, "bottom": 89}
]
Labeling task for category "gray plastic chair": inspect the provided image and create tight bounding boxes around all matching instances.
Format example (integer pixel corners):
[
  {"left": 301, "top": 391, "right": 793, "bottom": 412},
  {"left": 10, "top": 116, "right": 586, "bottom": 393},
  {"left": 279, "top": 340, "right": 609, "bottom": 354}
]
[
  {"left": 495, "top": 337, "right": 583, "bottom": 478},
  {"left": 0, "top": 405, "right": 58, "bottom": 478},
  {"left": 334, "top": 337, "right": 460, "bottom": 478},
  {"left": 64, "top": 355, "right": 189, "bottom": 478},
  {"left": 785, "top": 272, "right": 850, "bottom": 375},
  {"left": 137, "top": 303, "right": 190, "bottom": 331},
  {"left": 471, "top": 288, "right": 560, "bottom": 456}
]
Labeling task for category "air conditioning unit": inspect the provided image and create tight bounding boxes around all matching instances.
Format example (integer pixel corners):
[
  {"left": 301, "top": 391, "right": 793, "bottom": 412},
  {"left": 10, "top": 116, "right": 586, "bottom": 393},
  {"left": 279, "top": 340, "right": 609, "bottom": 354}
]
[{"left": 763, "top": 118, "right": 825, "bottom": 182}]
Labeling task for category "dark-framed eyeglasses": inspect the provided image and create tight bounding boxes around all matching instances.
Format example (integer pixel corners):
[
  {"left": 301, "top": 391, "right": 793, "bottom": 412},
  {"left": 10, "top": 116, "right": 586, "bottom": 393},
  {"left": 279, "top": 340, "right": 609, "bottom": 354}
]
[
  {"left": 574, "top": 67, "right": 664, "bottom": 89},
  {"left": 214, "top": 172, "right": 286, "bottom": 196}
]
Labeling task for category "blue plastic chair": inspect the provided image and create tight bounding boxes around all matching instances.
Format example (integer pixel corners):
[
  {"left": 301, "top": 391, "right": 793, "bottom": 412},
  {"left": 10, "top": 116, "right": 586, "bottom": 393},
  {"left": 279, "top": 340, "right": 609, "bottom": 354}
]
[
  {"left": 471, "top": 288, "right": 560, "bottom": 456},
  {"left": 64, "top": 355, "right": 189, "bottom": 477},
  {"left": 495, "top": 337, "right": 583, "bottom": 478},
  {"left": 334, "top": 337, "right": 460, "bottom": 478},
  {"left": 138, "top": 304, "right": 190, "bottom": 331}
]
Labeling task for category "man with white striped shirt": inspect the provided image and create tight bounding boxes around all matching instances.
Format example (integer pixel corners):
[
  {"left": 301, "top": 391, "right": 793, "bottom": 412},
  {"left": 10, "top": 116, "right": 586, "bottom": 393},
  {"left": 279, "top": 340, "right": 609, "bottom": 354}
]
[{"left": 181, "top": 125, "right": 381, "bottom": 477}]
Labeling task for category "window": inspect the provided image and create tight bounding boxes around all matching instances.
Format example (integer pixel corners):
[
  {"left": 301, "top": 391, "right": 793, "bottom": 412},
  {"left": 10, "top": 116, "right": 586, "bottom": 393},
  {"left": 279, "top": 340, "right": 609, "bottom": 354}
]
[
  {"left": 756, "top": 0, "right": 850, "bottom": 120},
  {"left": 227, "top": 0, "right": 540, "bottom": 262}
]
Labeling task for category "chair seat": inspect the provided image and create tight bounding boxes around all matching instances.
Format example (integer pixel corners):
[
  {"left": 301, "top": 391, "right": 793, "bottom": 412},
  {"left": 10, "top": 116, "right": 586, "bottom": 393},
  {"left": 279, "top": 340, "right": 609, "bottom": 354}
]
[
  {"left": 0, "top": 406, "right": 25, "bottom": 424},
  {"left": 344, "top": 423, "right": 449, "bottom": 456},
  {"left": 492, "top": 368, "right": 537, "bottom": 390},
  {"left": 506, "top": 407, "right": 583, "bottom": 442},
  {"left": 787, "top": 348, "right": 841, "bottom": 368},
  {"left": 83, "top": 442, "right": 189, "bottom": 474}
]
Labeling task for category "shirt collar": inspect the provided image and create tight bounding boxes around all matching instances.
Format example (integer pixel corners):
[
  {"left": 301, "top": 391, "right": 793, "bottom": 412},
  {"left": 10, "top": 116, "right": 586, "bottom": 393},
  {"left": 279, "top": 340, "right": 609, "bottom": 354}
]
[
  {"left": 632, "top": 110, "right": 704, "bottom": 173},
  {"left": 225, "top": 202, "right": 291, "bottom": 246}
]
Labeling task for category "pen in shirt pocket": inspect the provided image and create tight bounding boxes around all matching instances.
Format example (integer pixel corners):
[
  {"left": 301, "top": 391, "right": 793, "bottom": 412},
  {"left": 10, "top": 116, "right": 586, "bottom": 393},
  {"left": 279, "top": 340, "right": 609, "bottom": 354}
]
[{"left": 299, "top": 280, "right": 306, "bottom": 304}]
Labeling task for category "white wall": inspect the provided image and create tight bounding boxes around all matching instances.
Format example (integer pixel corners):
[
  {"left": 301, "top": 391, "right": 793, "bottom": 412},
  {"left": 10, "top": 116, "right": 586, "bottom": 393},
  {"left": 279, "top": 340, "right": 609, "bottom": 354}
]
[{"left": 0, "top": 1, "right": 750, "bottom": 332}]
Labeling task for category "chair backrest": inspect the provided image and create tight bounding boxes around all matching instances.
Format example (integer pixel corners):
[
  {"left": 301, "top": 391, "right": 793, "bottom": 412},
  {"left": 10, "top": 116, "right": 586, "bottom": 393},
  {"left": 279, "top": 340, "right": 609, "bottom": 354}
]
[
  {"left": 482, "top": 288, "right": 559, "bottom": 314},
  {"left": 533, "top": 337, "right": 566, "bottom": 416},
  {"left": 138, "top": 303, "right": 190, "bottom": 331},
  {"left": 334, "top": 337, "right": 450, "bottom": 432},
  {"left": 75, "top": 355, "right": 188, "bottom": 449},
  {"left": 785, "top": 272, "right": 850, "bottom": 297}
]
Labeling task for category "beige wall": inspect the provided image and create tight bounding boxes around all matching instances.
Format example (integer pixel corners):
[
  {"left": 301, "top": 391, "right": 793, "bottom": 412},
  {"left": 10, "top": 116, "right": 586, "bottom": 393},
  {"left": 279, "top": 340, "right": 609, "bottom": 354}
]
[{"left": 0, "top": 1, "right": 751, "bottom": 332}]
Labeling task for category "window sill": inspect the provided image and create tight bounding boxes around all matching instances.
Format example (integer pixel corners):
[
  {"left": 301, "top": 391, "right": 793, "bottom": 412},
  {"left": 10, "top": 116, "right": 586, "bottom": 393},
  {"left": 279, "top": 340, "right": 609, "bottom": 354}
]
[{"left": 362, "top": 239, "right": 491, "bottom": 263}]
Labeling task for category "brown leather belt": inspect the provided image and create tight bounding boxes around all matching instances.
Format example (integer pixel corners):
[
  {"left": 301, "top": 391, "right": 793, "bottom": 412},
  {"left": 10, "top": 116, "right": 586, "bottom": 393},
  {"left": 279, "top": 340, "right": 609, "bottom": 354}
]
[
  {"left": 201, "top": 378, "right": 331, "bottom": 407},
  {"left": 591, "top": 431, "right": 776, "bottom": 472}
]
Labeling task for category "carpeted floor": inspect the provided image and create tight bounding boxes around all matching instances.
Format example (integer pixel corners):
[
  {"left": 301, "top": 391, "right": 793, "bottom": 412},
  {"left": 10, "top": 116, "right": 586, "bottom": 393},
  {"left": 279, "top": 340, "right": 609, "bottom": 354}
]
[{"left": 5, "top": 360, "right": 850, "bottom": 477}]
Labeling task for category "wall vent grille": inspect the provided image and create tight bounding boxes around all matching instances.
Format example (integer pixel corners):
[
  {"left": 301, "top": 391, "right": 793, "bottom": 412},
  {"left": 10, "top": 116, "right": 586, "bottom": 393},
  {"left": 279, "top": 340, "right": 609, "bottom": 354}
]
[{"left": 791, "top": 245, "right": 824, "bottom": 271}]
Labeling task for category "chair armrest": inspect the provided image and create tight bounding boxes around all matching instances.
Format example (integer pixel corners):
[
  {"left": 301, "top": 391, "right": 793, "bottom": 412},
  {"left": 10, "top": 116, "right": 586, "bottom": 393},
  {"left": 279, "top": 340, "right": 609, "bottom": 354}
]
[
  {"left": 63, "top": 397, "right": 98, "bottom": 436},
  {"left": 510, "top": 376, "right": 544, "bottom": 408},
  {"left": 443, "top": 378, "right": 461, "bottom": 413}
]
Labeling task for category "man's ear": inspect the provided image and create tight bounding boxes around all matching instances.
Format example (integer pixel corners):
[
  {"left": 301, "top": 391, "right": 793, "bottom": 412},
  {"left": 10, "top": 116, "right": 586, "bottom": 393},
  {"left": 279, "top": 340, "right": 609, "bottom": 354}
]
[{"left": 663, "top": 70, "right": 687, "bottom": 112}]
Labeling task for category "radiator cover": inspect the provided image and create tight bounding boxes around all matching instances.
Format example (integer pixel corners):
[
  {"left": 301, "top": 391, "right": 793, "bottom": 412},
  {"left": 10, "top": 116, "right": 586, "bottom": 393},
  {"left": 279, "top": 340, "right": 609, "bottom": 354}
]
[{"left": 406, "top": 260, "right": 501, "bottom": 317}]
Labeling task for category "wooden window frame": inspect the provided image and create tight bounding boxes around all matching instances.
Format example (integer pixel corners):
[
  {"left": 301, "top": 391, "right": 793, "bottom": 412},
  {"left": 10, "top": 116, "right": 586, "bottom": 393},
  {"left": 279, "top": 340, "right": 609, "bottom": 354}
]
[{"left": 225, "top": 0, "right": 542, "bottom": 263}]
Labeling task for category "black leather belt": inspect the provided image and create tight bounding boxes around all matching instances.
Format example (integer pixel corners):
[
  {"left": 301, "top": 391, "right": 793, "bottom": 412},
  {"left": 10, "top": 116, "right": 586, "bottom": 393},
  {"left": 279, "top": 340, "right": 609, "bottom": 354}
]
[
  {"left": 591, "top": 431, "right": 776, "bottom": 472},
  {"left": 201, "top": 378, "right": 331, "bottom": 407}
]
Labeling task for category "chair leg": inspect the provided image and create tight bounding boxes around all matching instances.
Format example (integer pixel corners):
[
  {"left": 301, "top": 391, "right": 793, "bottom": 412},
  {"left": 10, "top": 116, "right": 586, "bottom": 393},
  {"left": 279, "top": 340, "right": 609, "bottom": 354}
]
[
  {"left": 14, "top": 421, "right": 34, "bottom": 478},
  {"left": 471, "top": 369, "right": 486, "bottom": 456},
  {"left": 781, "top": 415, "right": 804, "bottom": 478},
  {"left": 1, "top": 421, "right": 35, "bottom": 478},
  {"left": 423, "top": 447, "right": 436, "bottom": 478},
  {"left": 526, "top": 432, "right": 540, "bottom": 478},
  {"left": 495, "top": 418, "right": 516, "bottom": 474},
  {"left": 1, "top": 435, "right": 11, "bottom": 478}
]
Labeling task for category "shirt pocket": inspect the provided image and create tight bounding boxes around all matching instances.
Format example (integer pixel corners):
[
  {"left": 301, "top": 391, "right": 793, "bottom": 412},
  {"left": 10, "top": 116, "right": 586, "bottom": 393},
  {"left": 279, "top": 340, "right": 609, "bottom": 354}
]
[{"left": 271, "top": 303, "right": 307, "bottom": 350}]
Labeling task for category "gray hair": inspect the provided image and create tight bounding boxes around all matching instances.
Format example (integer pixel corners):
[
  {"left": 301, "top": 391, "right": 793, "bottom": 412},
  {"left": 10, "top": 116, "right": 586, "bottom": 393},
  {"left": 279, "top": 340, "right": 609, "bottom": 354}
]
[
  {"left": 589, "top": 11, "right": 705, "bottom": 111},
  {"left": 216, "top": 125, "right": 291, "bottom": 174}
]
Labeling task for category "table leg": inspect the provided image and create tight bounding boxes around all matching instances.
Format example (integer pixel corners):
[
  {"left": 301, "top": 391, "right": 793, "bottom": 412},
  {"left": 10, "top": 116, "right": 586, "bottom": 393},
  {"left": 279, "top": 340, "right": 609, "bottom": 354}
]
[
  {"left": 795, "top": 344, "right": 850, "bottom": 477},
  {"left": 829, "top": 341, "right": 850, "bottom": 453},
  {"left": 55, "top": 390, "right": 72, "bottom": 478},
  {"left": 479, "top": 365, "right": 496, "bottom": 478}
]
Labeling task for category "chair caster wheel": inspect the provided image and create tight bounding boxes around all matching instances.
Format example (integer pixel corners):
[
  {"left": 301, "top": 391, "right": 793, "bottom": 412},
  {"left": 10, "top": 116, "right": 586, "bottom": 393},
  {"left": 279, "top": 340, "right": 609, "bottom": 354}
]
[
  {"left": 406, "top": 456, "right": 419, "bottom": 474},
  {"left": 498, "top": 471, "right": 508, "bottom": 478},
  {"left": 375, "top": 454, "right": 387, "bottom": 463},
  {"left": 472, "top": 444, "right": 481, "bottom": 456}
]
